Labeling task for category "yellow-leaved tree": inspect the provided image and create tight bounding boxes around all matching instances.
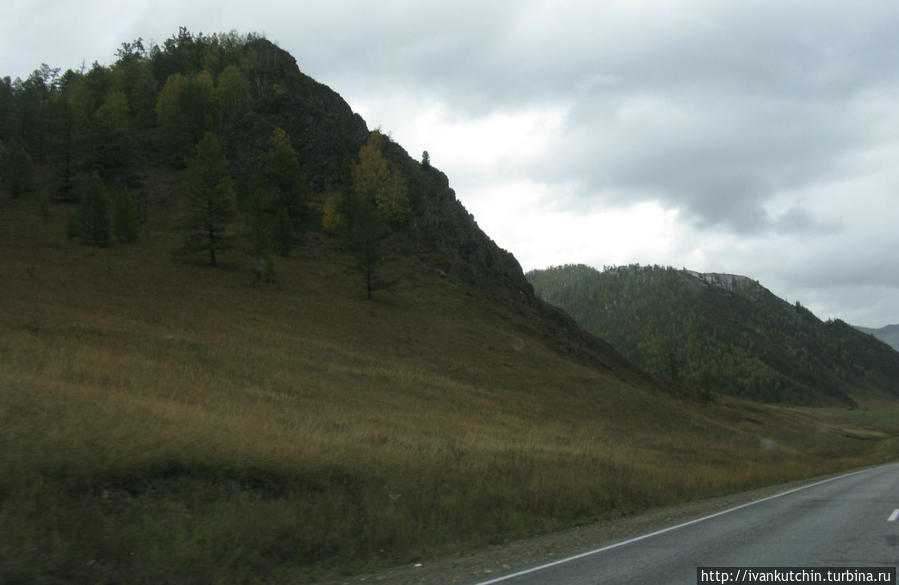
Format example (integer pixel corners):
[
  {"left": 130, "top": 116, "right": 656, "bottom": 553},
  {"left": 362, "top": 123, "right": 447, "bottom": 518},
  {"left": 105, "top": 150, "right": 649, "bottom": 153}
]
[
  {"left": 351, "top": 131, "right": 410, "bottom": 225},
  {"left": 343, "top": 131, "right": 410, "bottom": 299}
]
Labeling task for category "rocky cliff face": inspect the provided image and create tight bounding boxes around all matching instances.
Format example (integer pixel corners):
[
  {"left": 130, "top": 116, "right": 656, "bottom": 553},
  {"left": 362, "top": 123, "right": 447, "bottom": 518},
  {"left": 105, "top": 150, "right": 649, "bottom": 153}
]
[{"left": 230, "top": 38, "right": 534, "bottom": 302}]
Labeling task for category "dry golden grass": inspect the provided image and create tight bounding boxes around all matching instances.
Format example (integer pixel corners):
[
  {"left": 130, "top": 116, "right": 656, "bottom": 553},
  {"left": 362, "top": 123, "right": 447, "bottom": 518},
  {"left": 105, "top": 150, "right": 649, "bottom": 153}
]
[{"left": 2, "top": 193, "right": 898, "bottom": 584}]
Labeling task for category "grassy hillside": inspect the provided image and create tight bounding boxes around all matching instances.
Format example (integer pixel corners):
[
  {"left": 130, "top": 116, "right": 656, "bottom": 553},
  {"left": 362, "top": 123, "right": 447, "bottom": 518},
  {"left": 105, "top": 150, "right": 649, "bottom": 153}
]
[
  {"left": 527, "top": 264, "right": 899, "bottom": 406},
  {"left": 2, "top": 29, "right": 899, "bottom": 585},
  {"left": 2, "top": 189, "right": 899, "bottom": 584}
]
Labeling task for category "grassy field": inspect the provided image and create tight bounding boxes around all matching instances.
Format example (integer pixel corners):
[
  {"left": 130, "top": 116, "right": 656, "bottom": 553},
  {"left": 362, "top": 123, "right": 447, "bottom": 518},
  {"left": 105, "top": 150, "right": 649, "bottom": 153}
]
[{"left": 2, "top": 191, "right": 898, "bottom": 584}]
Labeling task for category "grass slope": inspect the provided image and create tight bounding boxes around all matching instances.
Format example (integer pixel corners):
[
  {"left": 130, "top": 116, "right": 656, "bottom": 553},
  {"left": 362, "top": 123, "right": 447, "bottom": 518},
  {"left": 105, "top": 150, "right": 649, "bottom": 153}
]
[{"left": 2, "top": 195, "right": 899, "bottom": 584}]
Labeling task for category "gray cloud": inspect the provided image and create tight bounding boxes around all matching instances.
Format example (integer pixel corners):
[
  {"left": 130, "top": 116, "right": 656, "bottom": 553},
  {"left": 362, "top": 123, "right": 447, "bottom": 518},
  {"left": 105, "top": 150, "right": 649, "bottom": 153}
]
[{"left": 287, "top": 1, "right": 899, "bottom": 238}]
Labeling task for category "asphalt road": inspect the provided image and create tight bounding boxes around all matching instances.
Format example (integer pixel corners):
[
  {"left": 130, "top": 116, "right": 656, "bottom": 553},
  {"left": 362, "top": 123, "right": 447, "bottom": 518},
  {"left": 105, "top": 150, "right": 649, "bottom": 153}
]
[{"left": 466, "top": 463, "right": 899, "bottom": 585}]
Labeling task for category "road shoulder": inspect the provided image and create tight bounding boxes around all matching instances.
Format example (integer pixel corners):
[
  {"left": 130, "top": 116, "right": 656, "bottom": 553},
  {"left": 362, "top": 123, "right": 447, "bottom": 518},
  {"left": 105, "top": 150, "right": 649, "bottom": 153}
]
[{"left": 314, "top": 467, "right": 888, "bottom": 585}]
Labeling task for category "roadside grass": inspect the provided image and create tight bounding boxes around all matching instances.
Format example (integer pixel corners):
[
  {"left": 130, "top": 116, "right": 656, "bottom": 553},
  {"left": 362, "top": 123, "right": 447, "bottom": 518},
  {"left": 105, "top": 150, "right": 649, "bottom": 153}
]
[{"left": 2, "top": 195, "right": 898, "bottom": 584}]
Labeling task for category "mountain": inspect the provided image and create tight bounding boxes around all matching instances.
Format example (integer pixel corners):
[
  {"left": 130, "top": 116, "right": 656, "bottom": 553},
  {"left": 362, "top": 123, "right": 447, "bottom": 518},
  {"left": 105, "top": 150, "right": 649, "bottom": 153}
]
[
  {"left": 528, "top": 264, "right": 899, "bottom": 406},
  {"left": 856, "top": 324, "right": 899, "bottom": 352},
  {"left": 2, "top": 30, "right": 898, "bottom": 584}
]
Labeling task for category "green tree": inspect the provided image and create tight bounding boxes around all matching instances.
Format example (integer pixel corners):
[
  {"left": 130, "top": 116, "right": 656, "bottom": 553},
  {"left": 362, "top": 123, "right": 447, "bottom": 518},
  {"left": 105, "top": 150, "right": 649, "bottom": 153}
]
[
  {"left": 346, "top": 131, "right": 408, "bottom": 300},
  {"left": 155, "top": 71, "right": 213, "bottom": 166},
  {"left": 85, "top": 89, "right": 136, "bottom": 178},
  {"left": 75, "top": 173, "right": 111, "bottom": 246},
  {"left": 182, "top": 71, "right": 215, "bottom": 137},
  {"left": 111, "top": 39, "right": 157, "bottom": 129},
  {"left": 46, "top": 94, "right": 77, "bottom": 200},
  {"left": 214, "top": 64, "right": 249, "bottom": 128},
  {"left": 155, "top": 73, "right": 191, "bottom": 165},
  {"left": 348, "top": 193, "right": 392, "bottom": 301},
  {"left": 243, "top": 186, "right": 274, "bottom": 281},
  {"left": 179, "top": 132, "right": 237, "bottom": 266},
  {"left": 257, "top": 127, "right": 307, "bottom": 255}
]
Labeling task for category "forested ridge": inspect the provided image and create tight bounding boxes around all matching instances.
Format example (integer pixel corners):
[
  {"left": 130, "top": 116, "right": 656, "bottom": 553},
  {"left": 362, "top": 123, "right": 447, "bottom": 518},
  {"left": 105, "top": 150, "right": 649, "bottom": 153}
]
[
  {"left": 0, "top": 27, "right": 531, "bottom": 298},
  {"left": 528, "top": 264, "right": 899, "bottom": 406}
]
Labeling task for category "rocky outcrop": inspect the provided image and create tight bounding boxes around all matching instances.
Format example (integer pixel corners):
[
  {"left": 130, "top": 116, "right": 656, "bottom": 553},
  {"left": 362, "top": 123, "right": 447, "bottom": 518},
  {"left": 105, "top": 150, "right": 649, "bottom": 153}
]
[
  {"left": 232, "top": 38, "right": 535, "bottom": 303},
  {"left": 228, "top": 39, "right": 369, "bottom": 192}
]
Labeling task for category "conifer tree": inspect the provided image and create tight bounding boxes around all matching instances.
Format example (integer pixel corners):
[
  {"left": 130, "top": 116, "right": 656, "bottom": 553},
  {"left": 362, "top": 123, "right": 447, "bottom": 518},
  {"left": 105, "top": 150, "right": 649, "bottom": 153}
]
[
  {"left": 86, "top": 89, "right": 136, "bottom": 178},
  {"left": 179, "top": 132, "right": 237, "bottom": 266},
  {"left": 259, "top": 127, "right": 307, "bottom": 255},
  {"left": 155, "top": 73, "right": 191, "bottom": 165},
  {"left": 347, "top": 131, "right": 407, "bottom": 300},
  {"left": 214, "top": 64, "right": 249, "bottom": 128},
  {"left": 348, "top": 193, "right": 392, "bottom": 301},
  {"left": 243, "top": 185, "right": 274, "bottom": 281}
]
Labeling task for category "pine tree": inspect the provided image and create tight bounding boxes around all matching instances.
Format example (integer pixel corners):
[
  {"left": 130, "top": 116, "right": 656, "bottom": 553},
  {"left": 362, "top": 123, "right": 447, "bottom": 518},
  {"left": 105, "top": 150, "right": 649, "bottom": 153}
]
[{"left": 179, "top": 132, "right": 237, "bottom": 266}]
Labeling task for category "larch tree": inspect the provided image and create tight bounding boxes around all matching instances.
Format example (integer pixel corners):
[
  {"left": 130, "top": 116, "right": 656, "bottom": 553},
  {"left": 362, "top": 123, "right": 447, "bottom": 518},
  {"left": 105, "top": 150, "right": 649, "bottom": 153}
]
[
  {"left": 352, "top": 131, "right": 410, "bottom": 226},
  {"left": 85, "top": 89, "right": 136, "bottom": 178},
  {"left": 259, "top": 127, "right": 307, "bottom": 255},
  {"left": 179, "top": 132, "right": 237, "bottom": 266},
  {"left": 347, "top": 131, "right": 409, "bottom": 300},
  {"left": 154, "top": 73, "right": 191, "bottom": 165},
  {"left": 214, "top": 64, "right": 249, "bottom": 129},
  {"left": 242, "top": 184, "right": 274, "bottom": 281}
]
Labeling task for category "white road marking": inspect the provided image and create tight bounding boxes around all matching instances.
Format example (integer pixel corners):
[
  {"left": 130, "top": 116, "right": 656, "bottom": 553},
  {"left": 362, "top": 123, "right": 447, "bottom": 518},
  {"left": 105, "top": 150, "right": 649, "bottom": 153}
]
[
  {"left": 471, "top": 465, "right": 894, "bottom": 585},
  {"left": 889, "top": 509, "right": 899, "bottom": 522}
]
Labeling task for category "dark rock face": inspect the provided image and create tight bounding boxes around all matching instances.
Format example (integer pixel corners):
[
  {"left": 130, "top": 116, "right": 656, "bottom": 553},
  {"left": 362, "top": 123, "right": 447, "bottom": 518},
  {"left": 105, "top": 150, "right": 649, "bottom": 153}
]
[
  {"left": 407, "top": 159, "right": 534, "bottom": 302},
  {"left": 232, "top": 39, "right": 370, "bottom": 192},
  {"left": 235, "top": 38, "right": 535, "bottom": 303}
]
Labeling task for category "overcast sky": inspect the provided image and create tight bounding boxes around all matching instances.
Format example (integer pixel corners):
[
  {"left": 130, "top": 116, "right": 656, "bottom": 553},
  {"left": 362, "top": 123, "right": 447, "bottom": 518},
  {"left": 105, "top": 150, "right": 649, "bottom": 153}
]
[{"left": 3, "top": 0, "right": 898, "bottom": 327}]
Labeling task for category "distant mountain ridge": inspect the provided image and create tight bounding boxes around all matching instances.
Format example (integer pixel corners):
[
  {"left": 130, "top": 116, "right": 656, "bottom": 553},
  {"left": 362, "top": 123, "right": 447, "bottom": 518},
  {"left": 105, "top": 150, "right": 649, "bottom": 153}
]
[
  {"left": 855, "top": 324, "right": 899, "bottom": 352},
  {"left": 527, "top": 264, "right": 899, "bottom": 406}
]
